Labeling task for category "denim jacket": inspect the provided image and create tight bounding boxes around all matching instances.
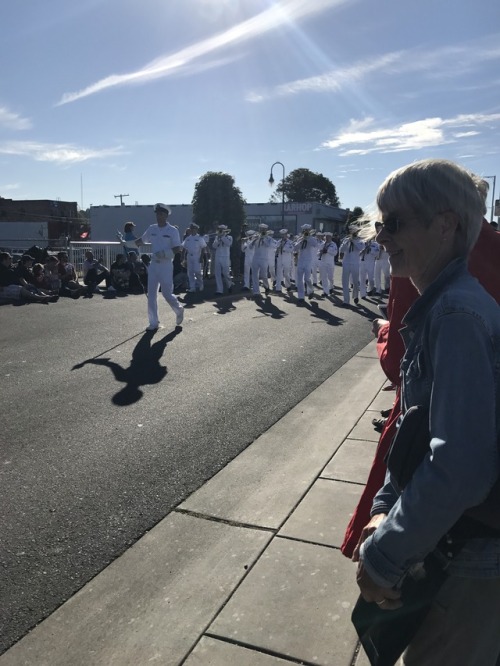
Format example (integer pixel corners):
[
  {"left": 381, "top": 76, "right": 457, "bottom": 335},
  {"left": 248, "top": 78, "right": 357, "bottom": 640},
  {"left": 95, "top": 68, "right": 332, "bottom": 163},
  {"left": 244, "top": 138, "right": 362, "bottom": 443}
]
[{"left": 361, "top": 258, "right": 500, "bottom": 587}]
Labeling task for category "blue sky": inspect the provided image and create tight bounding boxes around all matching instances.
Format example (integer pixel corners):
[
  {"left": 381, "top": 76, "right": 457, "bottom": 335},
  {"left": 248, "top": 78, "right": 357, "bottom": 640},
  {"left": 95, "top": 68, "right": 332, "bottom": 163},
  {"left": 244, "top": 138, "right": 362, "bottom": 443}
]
[{"left": 1, "top": 0, "right": 499, "bottom": 217}]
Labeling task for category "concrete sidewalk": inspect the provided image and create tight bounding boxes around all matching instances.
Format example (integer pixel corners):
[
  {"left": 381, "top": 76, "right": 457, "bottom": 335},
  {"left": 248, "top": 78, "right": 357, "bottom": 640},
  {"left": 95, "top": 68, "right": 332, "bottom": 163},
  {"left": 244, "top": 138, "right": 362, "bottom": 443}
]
[{"left": 1, "top": 340, "right": 393, "bottom": 666}]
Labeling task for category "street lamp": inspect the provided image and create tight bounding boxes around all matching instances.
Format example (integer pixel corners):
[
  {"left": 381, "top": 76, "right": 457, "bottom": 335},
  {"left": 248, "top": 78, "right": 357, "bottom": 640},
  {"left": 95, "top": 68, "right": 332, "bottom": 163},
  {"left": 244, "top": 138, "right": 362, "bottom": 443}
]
[
  {"left": 484, "top": 175, "right": 497, "bottom": 223},
  {"left": 268, "top": 161, "right": 286, "bottom": 230}
]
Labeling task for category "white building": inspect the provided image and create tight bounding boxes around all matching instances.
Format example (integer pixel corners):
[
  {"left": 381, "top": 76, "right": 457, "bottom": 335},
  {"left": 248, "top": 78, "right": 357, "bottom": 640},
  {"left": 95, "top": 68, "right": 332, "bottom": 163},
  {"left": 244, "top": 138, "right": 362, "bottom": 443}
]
[{"left": 89, "top": 202, "right": 351, "bottom": 241}]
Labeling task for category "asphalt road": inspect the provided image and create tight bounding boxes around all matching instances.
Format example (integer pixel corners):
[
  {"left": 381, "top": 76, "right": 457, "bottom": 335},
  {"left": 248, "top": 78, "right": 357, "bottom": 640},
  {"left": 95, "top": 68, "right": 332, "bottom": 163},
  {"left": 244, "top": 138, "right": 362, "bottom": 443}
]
[{"left": 0, "top": 281, "right": 383, "bottom": 654}]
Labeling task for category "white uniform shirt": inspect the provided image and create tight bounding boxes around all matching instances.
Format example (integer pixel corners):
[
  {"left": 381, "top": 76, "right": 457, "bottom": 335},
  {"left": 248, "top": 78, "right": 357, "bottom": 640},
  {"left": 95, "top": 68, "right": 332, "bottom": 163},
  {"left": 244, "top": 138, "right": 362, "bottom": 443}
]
[
  {"left": 251, "top": 234, "right": 274, "bottom": 260},
  {"left": 318, "top": 240, "right": 338, "bottom": 262},
  {"left": 339, "top": 236, "right": 365, "bottom": 263},
  {"left": 294, "top": 236, "right": 319, "bottom": 264},
  {"left": 182, "top": 234, "right": 207, "bottom": 259},
  {"left": 276, "top": 238, "right": 294, "bottom": 257},
  {"left": 141, "top": 223, "right": 180, "bottom": 260},
  {"left": 212, "top": 234, "right": 233, "bottom": 259}
]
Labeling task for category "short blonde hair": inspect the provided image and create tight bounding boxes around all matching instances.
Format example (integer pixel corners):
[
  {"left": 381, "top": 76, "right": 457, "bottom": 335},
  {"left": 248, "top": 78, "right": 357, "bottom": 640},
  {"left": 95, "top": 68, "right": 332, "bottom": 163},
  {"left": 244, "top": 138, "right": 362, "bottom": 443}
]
[{"left": 377, "top": 159, "right": 486, "bottom": 257}]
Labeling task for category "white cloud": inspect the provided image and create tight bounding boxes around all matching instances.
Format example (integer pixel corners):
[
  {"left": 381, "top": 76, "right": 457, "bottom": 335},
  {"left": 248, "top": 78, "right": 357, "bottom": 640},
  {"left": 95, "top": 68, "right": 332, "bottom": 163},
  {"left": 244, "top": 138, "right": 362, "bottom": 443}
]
[
  {"left": 57, "top": 0, "right": 351, "bottom": 104},
  {"left": 247, "top": 38, "right": 500, "bottom": 102},
  {"left": 0, "top": 141, "right": 126, "bottom": 164},
  {"left": 0, "top": 106, "right": 32, "bottom": 130},
  {"left": 322, "top": 113, "right": 500, "bottom": 156}
]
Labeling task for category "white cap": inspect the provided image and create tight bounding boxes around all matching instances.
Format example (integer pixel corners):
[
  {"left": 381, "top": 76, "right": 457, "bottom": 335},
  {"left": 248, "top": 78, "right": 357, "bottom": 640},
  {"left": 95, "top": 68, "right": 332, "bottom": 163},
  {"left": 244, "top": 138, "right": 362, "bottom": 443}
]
[
  {"left": 246, "top": 229, "right": 256, "bottom": 236},
  {"left": 324, "top": 231, "right": 333, "bottom": 237},
  {"left": 266, "top": 229, "right": 275, "bottom": 235},
  {"left": 154, "top": 203, "right": 171, "bottom": 214},
  {"left": 258, "top": 223, "right": 269, "bottom": 230},
  {"left": 217, "top": 224, "right": 228, "bottom": 230},
  {"left": 190, "top": 222, "right": 199, "bottom": 229},
  {"left": 301, "top": 224, "right": 312, "bottom": 231},
  {"left": 279, "top": 228, "right": 288, "bottom": 235}
]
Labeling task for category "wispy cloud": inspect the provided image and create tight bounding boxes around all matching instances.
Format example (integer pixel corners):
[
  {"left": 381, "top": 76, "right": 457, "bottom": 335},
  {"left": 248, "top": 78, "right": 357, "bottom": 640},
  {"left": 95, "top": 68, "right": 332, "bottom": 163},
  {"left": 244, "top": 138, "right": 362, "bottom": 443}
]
[
  {"left": 322, "top": 113, "right": 500, "bottom": 156},
  {"left": 57, "top": 0, "right": 350, "bottom": 105},
  {"left": 0, "top": 141, "right": 126, "bottom": 164},
  {"left": 0, "top": 106, "right": 32, "bottom": 130},
  {"left": 247, "top": 38, "right": 500, "bottom": 102}
]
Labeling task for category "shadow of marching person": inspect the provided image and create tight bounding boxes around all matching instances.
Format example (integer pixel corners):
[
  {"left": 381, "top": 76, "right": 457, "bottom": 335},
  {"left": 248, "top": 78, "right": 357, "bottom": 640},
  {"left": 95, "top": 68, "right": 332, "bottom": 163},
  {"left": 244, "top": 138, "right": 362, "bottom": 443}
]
[
  {"left": 253, "top": 294, "right": 287, "bottom": 320},
  {"left": 72, "top": 328, "right": 180, "bottom": 406}
]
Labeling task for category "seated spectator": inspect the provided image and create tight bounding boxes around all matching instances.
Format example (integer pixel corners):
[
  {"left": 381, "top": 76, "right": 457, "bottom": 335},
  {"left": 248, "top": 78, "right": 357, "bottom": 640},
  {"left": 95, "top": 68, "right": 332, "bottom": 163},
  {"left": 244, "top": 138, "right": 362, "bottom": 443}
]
[
  {"left": 110, "top": 254, "right": 132, "bottom": 292},
  {"left": 82, "top": 250, "right": 112, "bottom": 296},
  {"left": 56, "top": 251, "right": 87, "bottom": 297},
  {"left": 44, "top": 255, "right": 62, "bottom": 293},
  {"left": 0, "top": 252, "right": 57, "bottom": 303},
  {"left": 31, "top": 263, "right": 58, "bottom": 296},
  {"left": 127, "top": 251, "right": 147, "bottom": 293}
]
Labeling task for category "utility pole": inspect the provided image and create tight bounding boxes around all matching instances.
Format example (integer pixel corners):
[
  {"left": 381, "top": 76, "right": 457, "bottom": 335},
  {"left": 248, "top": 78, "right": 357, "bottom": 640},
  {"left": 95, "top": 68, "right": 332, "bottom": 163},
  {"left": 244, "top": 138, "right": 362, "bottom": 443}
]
[{"left": 114, "top": 194, "right": 129, "bottom": 206}]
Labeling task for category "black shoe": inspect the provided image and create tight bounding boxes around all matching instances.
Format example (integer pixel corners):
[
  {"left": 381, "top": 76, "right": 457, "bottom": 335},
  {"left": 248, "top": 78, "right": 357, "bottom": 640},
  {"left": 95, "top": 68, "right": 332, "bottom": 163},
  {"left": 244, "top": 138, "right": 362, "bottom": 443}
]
[
  {"left": 286, "top": 287, "right": 294, "bottom": 292},
  {"left": 380, "top": 408, "right": 392, "bottom": 418},
  {"left": 215, "top": 292, "right": 223, "bottom": 296},
  {"left": 354, "top": 297, "right": 359, "bottom": 304},
  {"left": 228, "top": 287, "right": 233, "bottom": 294},
  {"left": 372, "top": 417, "right": 387, "bottom": 433}
]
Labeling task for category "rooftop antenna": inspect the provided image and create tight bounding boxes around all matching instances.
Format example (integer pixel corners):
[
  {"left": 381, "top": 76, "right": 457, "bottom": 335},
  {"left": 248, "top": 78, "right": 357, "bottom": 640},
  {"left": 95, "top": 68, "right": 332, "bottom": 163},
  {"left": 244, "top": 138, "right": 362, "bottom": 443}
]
[{"left": 114, "top": 193, "right": 129, "bottom": 206}]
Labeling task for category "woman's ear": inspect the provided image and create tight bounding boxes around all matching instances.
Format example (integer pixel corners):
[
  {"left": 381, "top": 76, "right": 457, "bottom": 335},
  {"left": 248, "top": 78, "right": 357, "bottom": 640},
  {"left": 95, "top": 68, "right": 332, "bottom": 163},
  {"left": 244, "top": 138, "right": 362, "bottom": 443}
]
[{"left": 437, "top": 210, "right": 459, "bottom": 242}]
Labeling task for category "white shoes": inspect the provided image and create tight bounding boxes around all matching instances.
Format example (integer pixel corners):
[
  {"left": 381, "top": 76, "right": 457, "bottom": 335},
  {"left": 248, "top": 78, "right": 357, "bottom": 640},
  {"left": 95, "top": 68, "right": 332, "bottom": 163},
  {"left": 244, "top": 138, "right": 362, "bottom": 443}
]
[{"left": 176, "top": 308, "right": 184, "bottom": 327}]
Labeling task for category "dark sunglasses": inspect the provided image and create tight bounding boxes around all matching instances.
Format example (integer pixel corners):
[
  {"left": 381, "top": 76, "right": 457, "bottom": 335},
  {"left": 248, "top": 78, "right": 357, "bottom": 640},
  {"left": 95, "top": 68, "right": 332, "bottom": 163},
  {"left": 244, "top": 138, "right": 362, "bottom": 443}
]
[{"left": 376, "top": 215, "right": 401, "bottom": 235}]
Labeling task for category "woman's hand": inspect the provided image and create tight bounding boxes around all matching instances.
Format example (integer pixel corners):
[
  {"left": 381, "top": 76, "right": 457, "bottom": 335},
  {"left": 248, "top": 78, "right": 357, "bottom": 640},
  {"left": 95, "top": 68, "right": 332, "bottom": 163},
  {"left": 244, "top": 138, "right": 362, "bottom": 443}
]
[
  {"left": 371, "top": 318, "right": 389, "bottom": 337},
  {"left": 352, "top": 513, "right": 387, "bottom": 562}
]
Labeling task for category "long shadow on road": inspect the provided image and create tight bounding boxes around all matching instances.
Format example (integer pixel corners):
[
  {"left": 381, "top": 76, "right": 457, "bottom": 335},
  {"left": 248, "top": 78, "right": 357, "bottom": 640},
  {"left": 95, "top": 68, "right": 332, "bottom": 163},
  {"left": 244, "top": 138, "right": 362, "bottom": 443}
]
[{"left": 72, "top": 328, "right": 181, "bottom": 406}]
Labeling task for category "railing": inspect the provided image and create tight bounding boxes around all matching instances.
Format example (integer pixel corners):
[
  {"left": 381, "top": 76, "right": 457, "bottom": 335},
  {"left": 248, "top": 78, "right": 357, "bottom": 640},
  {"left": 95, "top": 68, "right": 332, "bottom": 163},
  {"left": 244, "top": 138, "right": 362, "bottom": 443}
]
[{"left": 69, "top": 241, "right": 152, "bottom": 277}]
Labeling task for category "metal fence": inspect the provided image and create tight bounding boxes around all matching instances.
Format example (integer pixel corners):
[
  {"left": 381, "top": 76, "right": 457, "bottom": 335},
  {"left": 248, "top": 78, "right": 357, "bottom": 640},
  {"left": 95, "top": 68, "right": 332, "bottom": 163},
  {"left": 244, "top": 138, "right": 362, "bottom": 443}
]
[{"left": 68, "top": 241, "right": 152, "bottom": 277}]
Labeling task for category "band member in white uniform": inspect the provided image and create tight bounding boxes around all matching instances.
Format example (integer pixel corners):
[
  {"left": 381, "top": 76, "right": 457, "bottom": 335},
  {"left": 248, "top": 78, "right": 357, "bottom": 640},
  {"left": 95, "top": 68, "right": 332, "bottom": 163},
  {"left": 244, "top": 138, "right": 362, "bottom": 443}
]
[
  {"left": 182, "top": 222, "right": 207, "bottom": 293},
  {"left": 135, "top": 203, "right": 184, "bottom": 330},
  {"left": 373, "top": 222, "right": 391, "bottom": 294},
  {"left": 317, "top": 231, "right": 338, "bottom": 296},
  {"left": 359, "top": 237, "right": 378, "bottom": 298},
  {"left": 251, "top": 223, "right": 274, "bottom": 296},
  {"left": 293, "top": 224, "right": 319, "bottom": 301},
  {"left": 274, "top": 228, "right": 295, "bottom": 293},
  {"left": 312, "top": 230, "right": 323, "bottom": 287},
  {"left": 339, "top": 229, "right": 365, "bottom": 305},
  {"left": 212, "top": 224, "right": 234, "bottom": 295},
  {"left": 241, "top": 229, "right": 256, "bottom": 291},
  {"left": 265, "top": 230, "right": 277, "bottom": 287}
]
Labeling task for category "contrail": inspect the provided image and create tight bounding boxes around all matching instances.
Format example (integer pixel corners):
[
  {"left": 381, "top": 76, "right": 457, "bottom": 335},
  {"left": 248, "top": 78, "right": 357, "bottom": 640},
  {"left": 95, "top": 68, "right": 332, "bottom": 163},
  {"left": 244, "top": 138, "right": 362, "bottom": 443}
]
[{"left": 57, "top": 0, "right": 350, "bottom": 105}]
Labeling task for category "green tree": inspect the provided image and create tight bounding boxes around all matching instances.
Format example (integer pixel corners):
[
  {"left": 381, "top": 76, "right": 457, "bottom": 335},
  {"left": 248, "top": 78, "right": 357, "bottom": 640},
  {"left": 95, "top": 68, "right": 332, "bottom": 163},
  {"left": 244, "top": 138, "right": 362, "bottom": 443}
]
[
  {"left": 348, "top": 206, "right": 364, "bottom": 224},
  {"left": 270, "top": 168, "right": 340, "bottom": 207},
  {"left": 192, "top": 171, "right": 246, "bottom": 236}
]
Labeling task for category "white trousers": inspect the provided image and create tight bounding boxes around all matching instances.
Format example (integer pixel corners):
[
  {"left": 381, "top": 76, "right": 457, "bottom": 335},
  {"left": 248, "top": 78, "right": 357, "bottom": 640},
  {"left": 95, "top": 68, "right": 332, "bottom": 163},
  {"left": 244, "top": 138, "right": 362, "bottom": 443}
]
[
  {"left": 342, "top": 262, "right": 360, "bottom": 303},
  {"left": 251, "top": 257, "right": 270, "bottom": 294},
  {"left": 359, "top": 259, "right": 375, "bottom": 297},
  {"left": 147, "top": 261, "right": 183, "bottom": 326},
  {"left": 275, "top": 254, "right": 293, "bottom": 290},
  {"left": 296, "top": 263, "right": 313, "bottom": 299},
  {"left": 243, "top": 257, "right": 253, "bottom": 289},
  {"left": 214, "top": 257, "right": 233, "bottom": 293},
  {"left": 187, "top": 257, "right": 204, "bottom": 291},
  {"left": 318, "top": 259, "right": 335, "bottom": 294},
  {"left": 375, "top": 258, "right": 390, "bottom": 292}
]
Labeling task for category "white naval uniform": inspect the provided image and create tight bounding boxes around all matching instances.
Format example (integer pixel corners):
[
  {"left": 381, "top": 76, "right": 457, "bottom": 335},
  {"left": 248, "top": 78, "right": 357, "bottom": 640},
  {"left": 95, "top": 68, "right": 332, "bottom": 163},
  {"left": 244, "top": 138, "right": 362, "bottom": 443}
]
[
  {"left": 275, "top": 237, "right": 295, "bottom": 291},
  {"left": 339, "top": 236, "right": 365, "bottom": 304},
  {"left": 182, "top": 234, "right": 207, "bottom": 291},
  {"left": 251, "top": 234, "right": 274, "bottom": 294},
  {"left": 293, "top": 235, "right": 319, "bottom": 299},
  {"left": 140, "top": 222, "right": 183, "bottom": 327},
  {"left": 317, "top": 240, "right": 338, "bottom": 295},
  {"left": 241, "top": 238, "right": 255, "bottom": 289},
  {"left": 374, "top": 246, "right": 390, "bottom": 294},
  {"left": 266, "top": 237, "right": 278, "bottom": 285},
  {"left": 212, "top": 233, "right": 234, "bottom": 293},
  {"left": 359, "top": 240, "right": 378, "bottom": 297}
]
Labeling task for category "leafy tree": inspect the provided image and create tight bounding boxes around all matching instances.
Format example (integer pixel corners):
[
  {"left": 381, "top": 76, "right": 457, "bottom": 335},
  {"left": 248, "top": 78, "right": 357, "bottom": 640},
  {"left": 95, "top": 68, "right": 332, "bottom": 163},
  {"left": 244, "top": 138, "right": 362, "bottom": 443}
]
[
  {"left": 192, "top": 171, "right": 246, "bottom": 236},
  {"left": 270, "top": 168, "right": 340, "bottom": 207}
]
